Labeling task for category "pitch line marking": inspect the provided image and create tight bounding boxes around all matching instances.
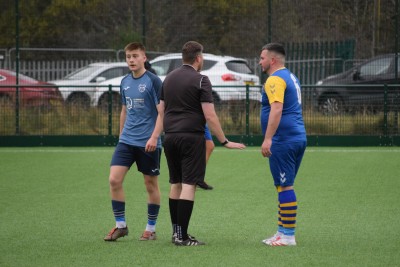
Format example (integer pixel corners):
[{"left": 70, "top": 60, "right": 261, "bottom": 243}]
[{"left": 1, "top": 148, "right": 400, "bottom": 153}]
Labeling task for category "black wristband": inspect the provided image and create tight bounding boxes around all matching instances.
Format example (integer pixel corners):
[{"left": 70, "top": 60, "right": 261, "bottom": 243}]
[{"left": 221, "top": 139, "right": 229, "bottom": 146}]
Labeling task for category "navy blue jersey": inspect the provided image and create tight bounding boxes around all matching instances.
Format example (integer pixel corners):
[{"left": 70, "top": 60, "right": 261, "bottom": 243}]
[{"left": 119, "top": 71, "right": 162, "bottom": 148}]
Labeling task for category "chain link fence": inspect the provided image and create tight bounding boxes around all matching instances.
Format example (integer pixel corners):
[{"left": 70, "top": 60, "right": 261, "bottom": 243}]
[{"left": 0, "top": 0, "right": 399, "bottom": 146}]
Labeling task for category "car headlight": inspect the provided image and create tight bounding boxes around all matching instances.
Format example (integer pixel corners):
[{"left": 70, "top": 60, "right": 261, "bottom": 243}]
[{"left": 316, "top": 80, "right": 323, "bottom": 86}]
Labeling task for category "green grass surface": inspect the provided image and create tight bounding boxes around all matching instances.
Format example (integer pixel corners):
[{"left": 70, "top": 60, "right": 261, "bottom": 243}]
[{"left": 1, "top": 147, "right": 400, "bottom": 267}]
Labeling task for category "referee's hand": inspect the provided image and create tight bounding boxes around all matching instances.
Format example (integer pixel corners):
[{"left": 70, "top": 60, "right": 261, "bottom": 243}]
[{"left": 224, "top": 141, "right": 246, "bottom": 150}]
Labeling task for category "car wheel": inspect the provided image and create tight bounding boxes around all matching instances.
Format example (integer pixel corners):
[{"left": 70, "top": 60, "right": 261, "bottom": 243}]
[
  {"left": 66, "top": 93, "right": 90, "bottom": 109},
  {"left": 319, "top": 95, "right": 343, "bottom": 115},
  {"left": 98, "top": 92, "right": 121, "bottom": 112}
]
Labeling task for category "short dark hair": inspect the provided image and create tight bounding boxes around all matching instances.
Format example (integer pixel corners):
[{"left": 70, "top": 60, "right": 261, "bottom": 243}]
[
  {"left": 262, "top": 43, "right": 286, "bottom": 57},
  {"left": 182, "top": 41, "right": 203, "bottom": 64},
  {"left": 145, "top": 61, "right": 157, "bottom": 75},
  {"left": 124, "top": 42, "right": 146, "bottom": 52}
]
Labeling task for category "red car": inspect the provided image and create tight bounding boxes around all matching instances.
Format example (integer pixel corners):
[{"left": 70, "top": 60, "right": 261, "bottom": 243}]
[{"left": 0, "top": 69, "right": 61, "bottom": 108}]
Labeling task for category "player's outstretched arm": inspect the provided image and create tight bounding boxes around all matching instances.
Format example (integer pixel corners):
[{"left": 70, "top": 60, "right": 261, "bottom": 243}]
[
  {"left": 202, "top": 102, "right": 246, "bottom": 150},
  {"left": 223, "top": 141, "right": 246, "bottom": 150}
]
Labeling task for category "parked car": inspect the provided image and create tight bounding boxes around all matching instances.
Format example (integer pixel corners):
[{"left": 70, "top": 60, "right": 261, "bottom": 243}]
[
  {"left": 93, "top": 53, "right": 261, "bottom": 110},
  {"left": 93, "top": 76, "right": 124, "bottom": 111},
  {"left": 48, "top": 62, "right": 129, "bottom": 108},
  {"left": 151, "top": 53, "right": 261, "bottom": 102},
  {"left": 0, "top": 69, "right": 61, "bottom": 108},
  {"left": 314, "top": 53, "right": 400, "bottom": 114}
]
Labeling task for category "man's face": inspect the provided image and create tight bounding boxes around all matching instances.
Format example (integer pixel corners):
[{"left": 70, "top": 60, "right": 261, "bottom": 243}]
[
  {"left": 125, "top": 49, "right": 146, "bottom": 72},
  {"left": 259, "top": 49, "right": 272, "bottom": 74}
]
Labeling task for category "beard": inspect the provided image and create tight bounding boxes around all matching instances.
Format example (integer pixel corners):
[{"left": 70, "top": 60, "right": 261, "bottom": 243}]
[{"left": 263, "top": 63, "right": 271, "bottom": 74}]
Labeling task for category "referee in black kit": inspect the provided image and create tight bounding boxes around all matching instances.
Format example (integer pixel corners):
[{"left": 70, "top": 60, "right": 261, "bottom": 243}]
[{"left": 159, "top": 41, "right": 246, "bottom": 246}]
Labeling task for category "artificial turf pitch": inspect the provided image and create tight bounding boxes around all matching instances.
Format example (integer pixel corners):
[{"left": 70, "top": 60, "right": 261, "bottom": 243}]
[{"left": 0, "top": 147, "right": 399, "bottom": 267}]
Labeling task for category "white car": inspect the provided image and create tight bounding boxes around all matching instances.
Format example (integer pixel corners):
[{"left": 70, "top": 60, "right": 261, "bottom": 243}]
[
  {"left": 93, "top": 53, "right": 261, "bottom": 109},
  {"left": 151, "top": 53, "right": 261, "bottom": 102},
  {"left": 49, "top": 62, "right": 129, "bottom": 107}
]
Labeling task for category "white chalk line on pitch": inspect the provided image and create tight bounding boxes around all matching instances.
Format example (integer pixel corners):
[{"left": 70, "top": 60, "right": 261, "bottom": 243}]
[
  {"left": 217, "top": 148, "right": 400, "bottom": 153},
  {"left": 0, "top": 149, "right": 114, "bottom": 153},
  {"left": 1, "top": 148, "right": 400, "bottom": 153}
]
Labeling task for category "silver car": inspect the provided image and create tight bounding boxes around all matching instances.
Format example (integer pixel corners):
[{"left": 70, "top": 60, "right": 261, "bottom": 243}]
[{"left": 49, "top": 62, "right": 129, "bottom": 108}]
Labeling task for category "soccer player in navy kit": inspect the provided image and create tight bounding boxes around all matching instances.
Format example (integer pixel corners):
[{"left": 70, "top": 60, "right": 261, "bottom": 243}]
[
  {"left": 259, "top": 43, "right": 307, "bottom": 246},
  {"left": 104, "top": 42, "right": 163, "bottom": 242}
]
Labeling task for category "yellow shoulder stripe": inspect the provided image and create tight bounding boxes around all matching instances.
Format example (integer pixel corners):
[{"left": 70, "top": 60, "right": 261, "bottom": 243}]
[{"left": 264, "top": 76, "right": 286, "bottom": 104}]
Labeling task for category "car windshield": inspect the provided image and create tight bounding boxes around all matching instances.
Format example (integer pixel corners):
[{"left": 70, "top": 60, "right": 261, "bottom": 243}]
[
  {"left": 225, "top": 60, "right": 253, "bottom": 74},
  {"left": 63, "top": 65, "right": 101, "bottom": 80}
]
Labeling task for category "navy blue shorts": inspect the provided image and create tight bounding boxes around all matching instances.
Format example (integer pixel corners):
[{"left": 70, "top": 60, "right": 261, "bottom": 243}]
[
  {"left": 110, "top": 142, "right": 161, "bottom": 176},
  {"left": 204, "top": 125, "right": 212, "bottom": 140},
  {"left": 269, "top": 141, "right": 306, "bottom": 187}
]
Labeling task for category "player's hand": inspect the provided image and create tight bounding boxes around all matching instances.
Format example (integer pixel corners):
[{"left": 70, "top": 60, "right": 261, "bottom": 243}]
[
  {"left": 145, "top": 137, "right": 157, "bottom": 152},
  {"left": 261, "top": 139, "right": 272, "bottom": 157},
  {"left": 224, "top": 141, "right": 246, "bottom": 150}
]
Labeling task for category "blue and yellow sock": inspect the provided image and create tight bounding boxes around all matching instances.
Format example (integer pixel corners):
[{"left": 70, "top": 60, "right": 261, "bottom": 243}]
[
  {"left": 145, "top": 203, "right": 160, "bottom": 232},
  {"left": 112, "top": 200, "right": 126, "bottom": 228},
  {"left": 276, "top": 186, "right": 285, "bottom": 234},
  {"left": 278, "top": 189, "right": 297, "bottom": 236}
]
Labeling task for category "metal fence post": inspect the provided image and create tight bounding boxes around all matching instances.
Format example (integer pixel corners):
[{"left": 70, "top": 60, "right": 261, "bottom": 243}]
[
  {"left": 383, "top": 84, "right": 388, "bottom": 142},
  {"left": 15, "top": 0, "right": 20, "bottom": 135},
  {"left": 108, "top": 84, "right": 113, "bottom": 137},
  {"left": 394, "top": 0, "right": 399, "bottom": 137},
  {"left": 246, "top": 84, "right": 250, "bottom": 143}
]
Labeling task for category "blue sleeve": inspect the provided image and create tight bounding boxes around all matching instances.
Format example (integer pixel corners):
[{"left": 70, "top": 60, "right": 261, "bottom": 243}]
[
  {"left": 147, "top": 71, "right": 162, "bottom": 102},
  {"left": 120, "top": 77, "right": 127, "bottom": 105}
]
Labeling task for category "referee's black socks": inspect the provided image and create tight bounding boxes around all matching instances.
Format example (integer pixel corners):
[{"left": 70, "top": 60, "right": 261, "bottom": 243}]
[{"left": 177, "top": 199, "right": 194, "bottom": 240}]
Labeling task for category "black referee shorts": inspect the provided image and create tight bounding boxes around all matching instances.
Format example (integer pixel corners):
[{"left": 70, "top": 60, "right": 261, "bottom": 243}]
[{"left": 163, "top": 133, "right": 206, "bottom": 185}]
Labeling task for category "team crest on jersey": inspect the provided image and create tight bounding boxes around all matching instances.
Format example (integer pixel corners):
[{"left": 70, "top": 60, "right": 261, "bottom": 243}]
[{"left": 138, "top": 84, "right": 146, "bottom": 93}]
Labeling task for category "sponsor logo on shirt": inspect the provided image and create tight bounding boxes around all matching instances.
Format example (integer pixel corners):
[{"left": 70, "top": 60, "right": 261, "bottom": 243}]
[{"left": 126, "top": 97, "right": 133, "bottom": 109}]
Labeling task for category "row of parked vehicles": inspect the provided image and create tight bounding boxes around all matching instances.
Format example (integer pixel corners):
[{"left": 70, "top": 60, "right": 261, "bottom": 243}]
[
  {"left": 1, "top": 53, "right": 399, "bottom": 114},
  {"left": 0, "top": 53, "right": 260, "bottom": 110}
]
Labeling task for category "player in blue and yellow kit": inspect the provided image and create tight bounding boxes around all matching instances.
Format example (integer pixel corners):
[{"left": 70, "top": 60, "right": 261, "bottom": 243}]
[{"left": 259, "top": 43, "right": 307, "bottom": 246}]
